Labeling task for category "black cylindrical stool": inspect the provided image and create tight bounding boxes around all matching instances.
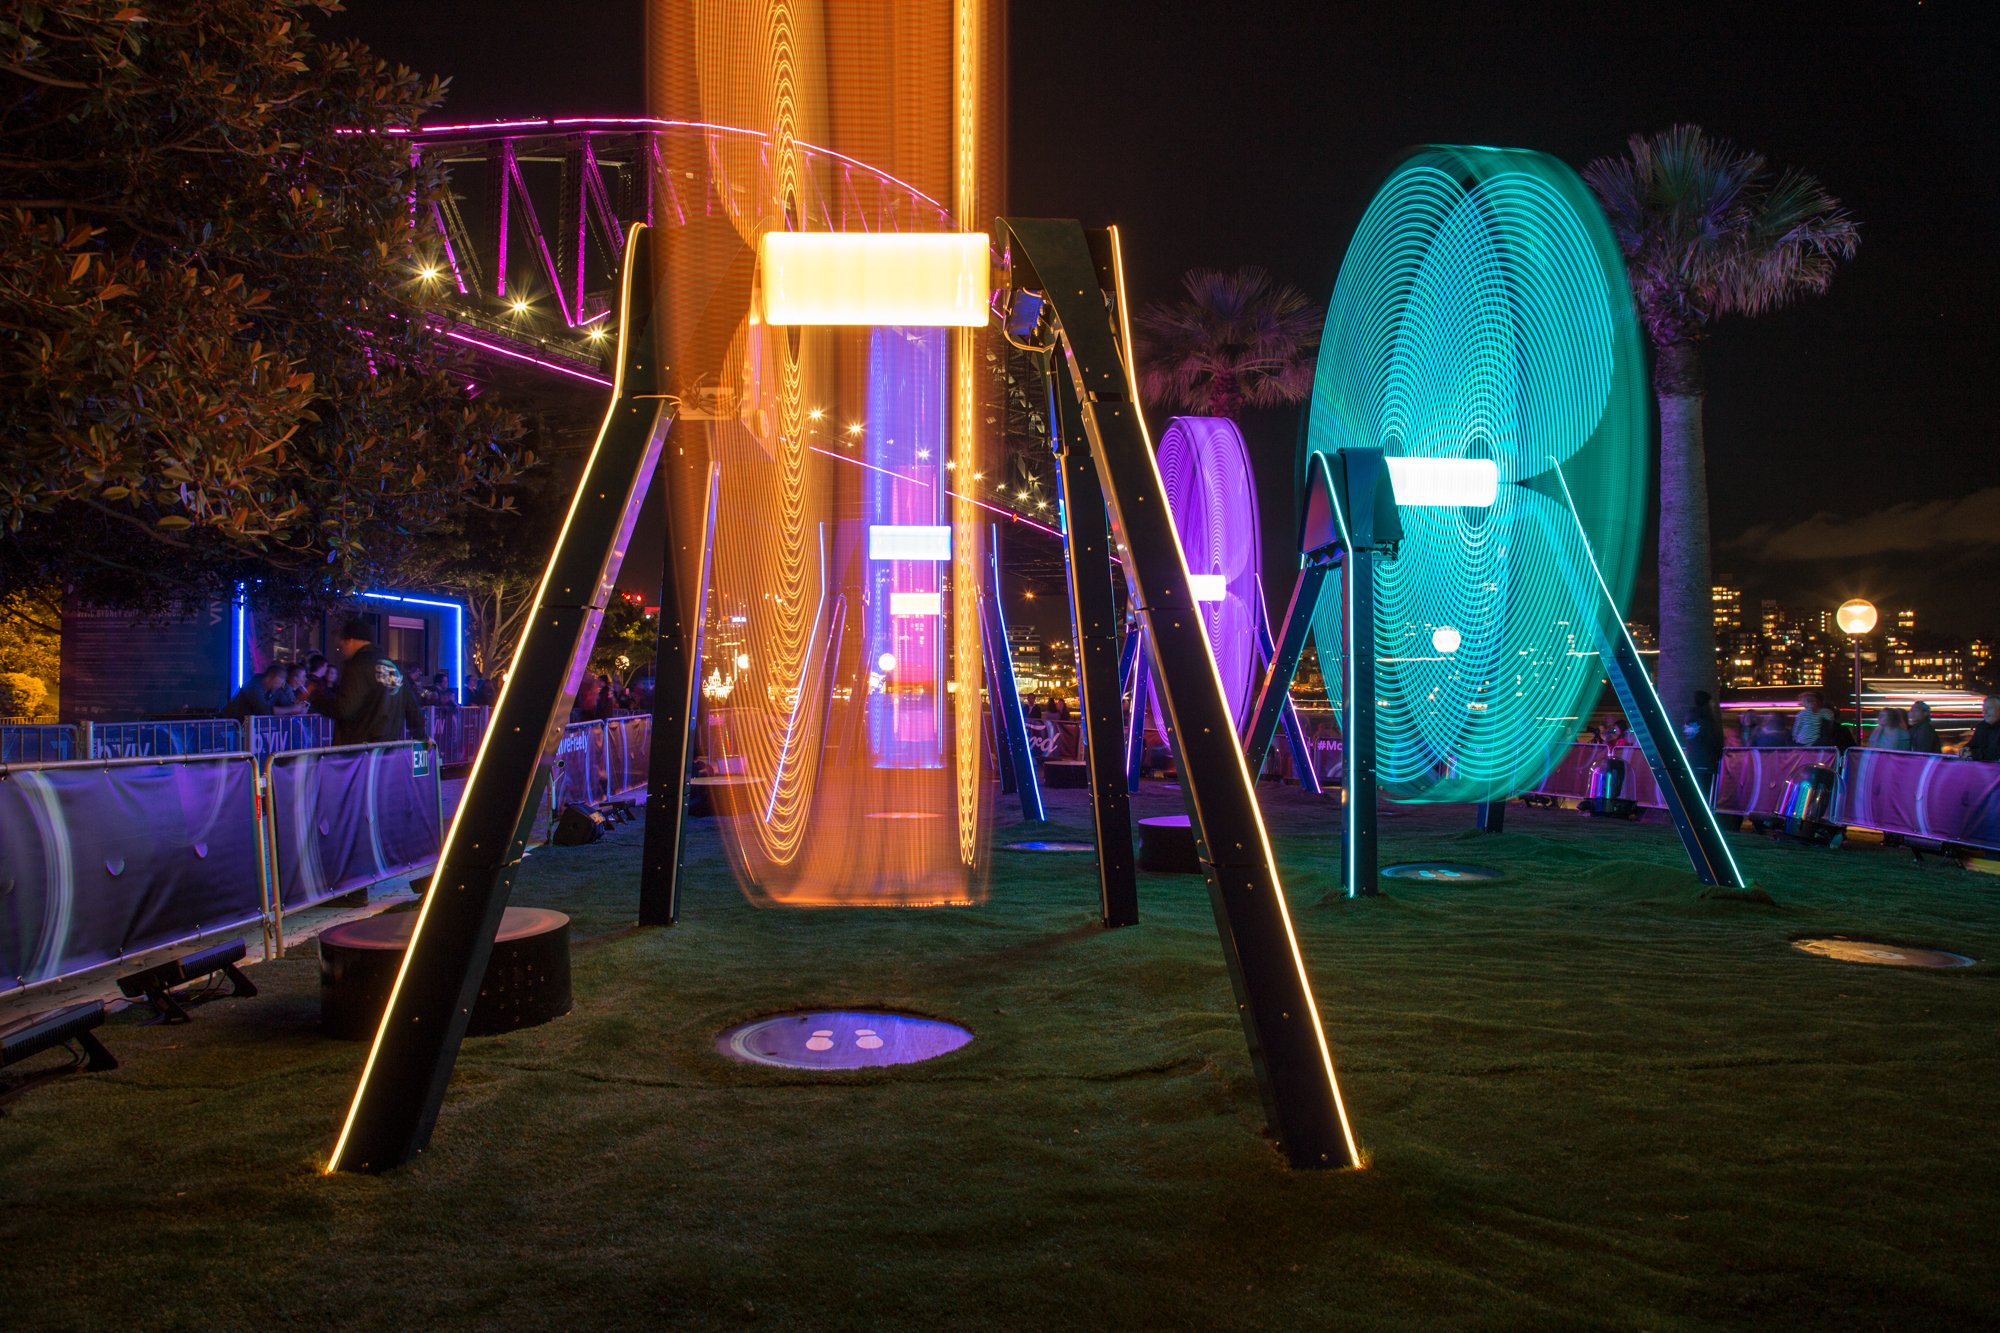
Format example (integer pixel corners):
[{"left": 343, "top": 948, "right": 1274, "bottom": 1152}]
[
  {"left": 1136, "top": 814, "right": 1201, "bottom": 874},
  {"left": 319, "top": 907, "right": 572, "bottom": 1040},
  {"left": 1043, "top": 760, "right": 1089, "bottom": 789}
]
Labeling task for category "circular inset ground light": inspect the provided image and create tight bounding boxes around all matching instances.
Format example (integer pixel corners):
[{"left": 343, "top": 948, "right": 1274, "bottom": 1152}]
[
  {"left": 1380, "top": 862, "right": 1506, "bottom": 883},
  {"left": 716, "top": 1011, "right": 972, "bottom": 1071},
  {"left": 1792, "top": 938, "right": 1976, "bottom": 969},
  {"left": 1005, "top": 840, "right": 1097, "bottom": 853}
]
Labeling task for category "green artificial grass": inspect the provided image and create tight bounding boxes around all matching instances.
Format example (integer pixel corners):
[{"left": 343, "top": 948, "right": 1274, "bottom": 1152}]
[{"left": 2, "top": 784, "right": 1996, "bottom": 1329}]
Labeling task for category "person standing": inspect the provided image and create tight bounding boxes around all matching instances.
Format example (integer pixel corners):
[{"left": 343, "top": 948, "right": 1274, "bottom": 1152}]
[
  {"left": 1681, "top": 690, "right": 1724, "bottom": 796},
  {"left": 1907, "top": 700, "right": 1941, "bottom": 755},
  {"left": 313, "top": 617, "right": 413, "bottom": 746},
  {"left": 221, "top": 664, "right": 285, "bottom": 725},
  {"left": 1791, "top": 691, "right": 1835, "bottom": 746},
  {"left": 1868, "top": 707, "right": 1912, "bottom": 751},
  {"left": 1962, "top": 697, "right": 2000, "bottom": 762}
]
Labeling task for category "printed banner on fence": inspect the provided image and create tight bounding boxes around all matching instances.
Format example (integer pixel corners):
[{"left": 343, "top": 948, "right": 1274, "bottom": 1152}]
[
  {"left": 267, "top": 742, "right": 442, "bottom": 910},
  {"left": 1833, "top": 749, "right": 2000, "bottom": 852},
  {"left": 1528, "top": 742, "right": 1665, "bottom": 808},
  {"left": 1714, "top": 747, "right": 1839, "bottom": 816},
  {"left": 0, "top": 756, "right": 264, "bottom": 991}
]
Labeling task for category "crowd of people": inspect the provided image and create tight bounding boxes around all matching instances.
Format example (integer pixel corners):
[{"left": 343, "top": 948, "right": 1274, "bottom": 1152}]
[
  {"left": 219, "top": 618, "right": 490, "bottom": 745},
  {"left": 1663, "top": 689, "right": 2000, "bottom": 763}
]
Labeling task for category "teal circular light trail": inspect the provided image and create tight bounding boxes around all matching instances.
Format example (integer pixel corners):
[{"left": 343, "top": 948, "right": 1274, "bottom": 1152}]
[{"left": 1307, "top": 147, "right": 1647, "bottom": 803}]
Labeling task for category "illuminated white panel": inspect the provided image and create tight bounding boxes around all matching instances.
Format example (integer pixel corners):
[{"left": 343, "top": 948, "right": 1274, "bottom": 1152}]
[
  {"left": 1385, "top": 456, "right": 1499, "bottom": 508},
  {"left": 760, "top": 232, "right": 989, "bottom": 327},
  {"left": 1187, "top": 574, "right": 1227, "bottom": 602},
  {"left": 890, "top": 591, "right": 943, "bottom": 618},
  {"left": 869, "top": 524, "right": 952, "bottom": 561}
]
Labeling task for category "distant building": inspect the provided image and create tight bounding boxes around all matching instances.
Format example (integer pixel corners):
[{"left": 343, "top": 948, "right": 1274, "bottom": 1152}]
[{"left": 1711, "top": 583, "right": 1741, "bottom": 631}]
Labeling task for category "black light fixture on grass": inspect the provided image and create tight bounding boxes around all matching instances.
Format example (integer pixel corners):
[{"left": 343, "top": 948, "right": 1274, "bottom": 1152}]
[
  {"left": 0, "top": 1001, "right": 117, "bottom": 1076},
  {"left": 116, "top": 939, "right": 256, "bottom": 1024}
]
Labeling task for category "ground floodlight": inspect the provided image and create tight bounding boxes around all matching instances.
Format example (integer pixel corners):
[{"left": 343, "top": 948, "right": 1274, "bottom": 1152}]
[
  {"left": 116, "top": 938, "right": 256, "bottom": 1023},
  {"left": 759, "top": 232, "right": 991, "bottom": 327},
  {"left": 0, "top": 1001, "right": 117, "bottom": 1074}
]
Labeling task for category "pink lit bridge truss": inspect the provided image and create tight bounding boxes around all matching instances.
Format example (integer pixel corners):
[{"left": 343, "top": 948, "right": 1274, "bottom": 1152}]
[{"left": 399, "top": 117, "right": 955, "bottom": 387}]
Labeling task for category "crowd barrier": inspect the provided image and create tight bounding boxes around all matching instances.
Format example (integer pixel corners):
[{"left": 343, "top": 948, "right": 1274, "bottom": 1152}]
[
  {"left": 1833, "top": 748, "right": 2000, "bottom": 850},
  {"left": 1, "top": 723, "right": 78, "bottom": 764},
  {"left": 265, "top": 741, "right": 443, "bottom": 929},
  {"left": 424, "top": 705, "right": 490, "bottom": 767},
  {"left": 92, "top": 718, "right": 242, "bottom": 759},
  {"left": 249, "top": 714, "right": 333, "bottom": 757},
  {"left": 0, "top": 753, "right": 266, "bottom": 995},
  {"left": 1525, "top": 741, "right": 2000, "bottom": 853},
  {"left": 1713, "top": 747, "right": 1839, "bottom": 816},
  {"left": 545, "top": 715, "right": 651, "bottom": 832},
  {"left": 1529, "top": 742, "right": 1664, "bottom": 808}
]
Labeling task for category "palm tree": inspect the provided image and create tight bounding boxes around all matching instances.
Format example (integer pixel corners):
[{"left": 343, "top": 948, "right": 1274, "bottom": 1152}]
[
  {"left": 1135, "top": 267, "right": 1322, "bottom": 420},
  {"left": 1586, "top": 126, "right": 1859, "bottom": 714}
]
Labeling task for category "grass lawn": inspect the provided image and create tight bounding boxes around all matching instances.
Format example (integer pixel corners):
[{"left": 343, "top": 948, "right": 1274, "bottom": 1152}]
[{"left": 2, "top": 781, "right": 1996, "bottom": 1329}]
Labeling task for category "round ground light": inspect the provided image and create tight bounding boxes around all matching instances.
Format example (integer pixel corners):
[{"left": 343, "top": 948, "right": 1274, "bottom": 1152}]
[
  {"left": 1792, "top": 938, "right": 1977, "bottom": 969},
  {"left": 716, "top": 1010, "right": 973, "bottom": 1071},
  {"left": 1005, "top": 840, "right": 1097, "bottom": 853},
  {"left": 1380, "top": 862, "right": 1505, "bottom": 883}
]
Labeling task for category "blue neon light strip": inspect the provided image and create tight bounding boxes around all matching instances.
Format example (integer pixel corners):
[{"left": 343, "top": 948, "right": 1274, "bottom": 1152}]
[{"left": 359, "top": 590, "right": 469, "bottom": 704}]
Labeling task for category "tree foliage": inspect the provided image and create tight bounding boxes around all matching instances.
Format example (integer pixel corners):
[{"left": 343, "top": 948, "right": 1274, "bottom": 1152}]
[
  {"left": 1135, "top": 267, "right": 1322, "bottom": 421},
  {"left": 0, "top": 0, "right": 530, "bottom": 616},
  {"left": 1584, "top": 124, "right": 1860, "bottom": 390}
]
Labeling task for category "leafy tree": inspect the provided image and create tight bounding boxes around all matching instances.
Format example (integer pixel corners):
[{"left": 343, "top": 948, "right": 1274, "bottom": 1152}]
[
  {"left": 1586, "top": 126, "right": 1858, "bottom": 710},
  {"left": 0, "top": 588, "right": 61, "bottom": 715},
  {"left": 0, "top": 0, "right": 528, "bottom": 620},
  {"left": 1135, "top": 267, "right": 1322, "bottom": 421}
]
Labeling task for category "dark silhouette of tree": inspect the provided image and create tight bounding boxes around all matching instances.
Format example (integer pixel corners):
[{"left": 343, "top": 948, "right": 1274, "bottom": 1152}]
[
  {"left": 0, "top": 0, "right": 529, "bottom": 618},
  {"left": 1586, "top": 126, "right": 1858, "bottom": 710},
  {"left": 1135, "top": 267, "right": 1321, "bottom": 421}
]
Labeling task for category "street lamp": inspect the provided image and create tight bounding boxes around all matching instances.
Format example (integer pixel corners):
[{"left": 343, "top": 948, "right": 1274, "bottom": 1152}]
[{"left": 1836, "top": 598, "right": 1877, "bottom": 737}]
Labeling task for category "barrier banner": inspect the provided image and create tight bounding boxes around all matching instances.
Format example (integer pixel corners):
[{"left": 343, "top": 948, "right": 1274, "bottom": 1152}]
[
  {"left": 1714, "top": 746, "right": 1839, "bottom": 816},
  {"left": 0, "top": 725, "right": 78, "bottom": 765},
  {"left": 92, "top": 719, "right": 242, "bottom": 759},
  {"left": 1833, "top": 749, "right": 2000, "bottom": 852},
  {"left": 608, "top": 715, "right": 651, "bottom": 795},
  {"left": 0, "top": 756, "right": 263, "bottom": 992},
  {"left": 249, "top": 714, "right": 333, "bottom": 758},
  {"left": 1528, "top": 742, "right": 1664, "bottom": 808},
  {"left": 424, "top": 706, "right": 490, "bottom": 767},
  {"left": 547, "top": 720, "right": 606, "bottom": 813},
  {"left": 266, "top": 742, "right": 442, "bottom": 910}
]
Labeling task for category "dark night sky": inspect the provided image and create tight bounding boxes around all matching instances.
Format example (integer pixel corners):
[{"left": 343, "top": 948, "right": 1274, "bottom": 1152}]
[{"left": 324, "top": 0, "right": 2000, "bottom": 640}]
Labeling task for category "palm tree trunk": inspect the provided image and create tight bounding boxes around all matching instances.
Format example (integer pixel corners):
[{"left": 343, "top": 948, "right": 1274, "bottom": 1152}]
[{"left": 1654, "top": 340, "right": 1717, "bottom": 717}]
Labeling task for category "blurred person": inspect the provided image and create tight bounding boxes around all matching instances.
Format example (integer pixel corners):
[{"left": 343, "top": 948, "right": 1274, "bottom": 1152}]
[
  {"left": 1962, "top": 696, "right": 2000, "bottom": 762},
  {"left": 1749, "top": 711, "right": 1791, "bottom": 748},
  {"left": 220, "top": 664, "right": 284, "bottom": 724},
  {"left": 1906, "top": 700, "right": 1941, "bottom": 755},
  {"left": 571, "top": 674, "right": 602, "bottom": 724},
  {"left": 272, "top": 663, "right": 313, "bottom": 716},
  {"left": 1791, "top": 691, "right": 1836, "bottom": 746},
  {"left": 1721, "top": 713, "right": 1746, "bottom": 748},
  {"left": 1868, "top": 707, "right": 1912, "bottom": 751},
  {"left": 313, "top": 617, "right": 416, "bottom": 746},
  {"left": 1681, "top": 690, "right": 1724, "bottom": 794}
]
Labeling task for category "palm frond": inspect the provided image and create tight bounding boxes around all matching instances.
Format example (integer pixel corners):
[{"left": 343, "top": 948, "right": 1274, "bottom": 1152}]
[
  {"left": 1585, "top": 124, "right": 1858, "bottom": 347},
  {"left": 1134, "top": 266, "right": 1322, "bottom": 417}
]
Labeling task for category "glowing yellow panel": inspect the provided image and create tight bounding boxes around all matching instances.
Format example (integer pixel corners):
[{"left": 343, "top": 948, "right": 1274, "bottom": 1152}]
[{"left": 760, "top": 232, "right": 990, "bottom": 327}]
